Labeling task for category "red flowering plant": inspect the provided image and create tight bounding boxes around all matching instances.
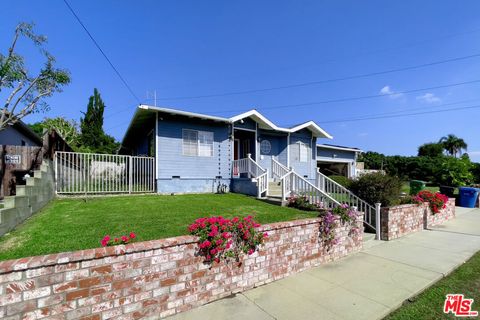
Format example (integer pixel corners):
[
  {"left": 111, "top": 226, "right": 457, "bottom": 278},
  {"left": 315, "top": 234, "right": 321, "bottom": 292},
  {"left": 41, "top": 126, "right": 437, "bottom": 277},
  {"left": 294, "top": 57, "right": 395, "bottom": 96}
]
[
  {"left": 188, "top": 216, "right": 267, "bottom": 264},
  {"left": 413, "top": 190, "right": 449, "bottom": 214},
  {"left": 319, "top": 204, "right": 359, "bottom": 251},
  {"left": 101, "top": 232, "right": 136, "bottom": 247}
]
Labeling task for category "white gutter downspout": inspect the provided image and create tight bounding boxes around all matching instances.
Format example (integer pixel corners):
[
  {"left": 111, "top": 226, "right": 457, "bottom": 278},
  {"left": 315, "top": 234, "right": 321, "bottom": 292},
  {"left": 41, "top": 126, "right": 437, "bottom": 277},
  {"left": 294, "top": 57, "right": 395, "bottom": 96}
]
[
  {"left": 155, "top": 112, "right": 159, "bottom": 181},
  {"left": 287, "top": 133, "right": 290, "bottom": 168}
]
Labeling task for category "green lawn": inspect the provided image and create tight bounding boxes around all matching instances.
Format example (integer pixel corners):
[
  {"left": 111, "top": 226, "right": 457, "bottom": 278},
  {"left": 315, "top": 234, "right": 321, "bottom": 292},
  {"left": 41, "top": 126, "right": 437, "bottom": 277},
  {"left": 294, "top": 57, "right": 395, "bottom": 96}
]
[
  {"left": 0, "top": 193, "right": 316, "bottom": 261},
  {"left": 385, "top": 251, "right": 480, "bottom": 319}
]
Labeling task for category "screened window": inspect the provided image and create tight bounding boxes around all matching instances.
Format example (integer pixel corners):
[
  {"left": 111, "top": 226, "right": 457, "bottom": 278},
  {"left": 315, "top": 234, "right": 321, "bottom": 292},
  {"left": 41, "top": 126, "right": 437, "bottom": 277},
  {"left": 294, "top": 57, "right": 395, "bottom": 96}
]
[
  {"left": 182, "top": 129, "right": 214, "bottom": 157},
  {"left": 299, "top": 142, "right": 308, "bottom": 162},
  {"left": 198, "top": 131, "right": 214, "bottom": 157}
]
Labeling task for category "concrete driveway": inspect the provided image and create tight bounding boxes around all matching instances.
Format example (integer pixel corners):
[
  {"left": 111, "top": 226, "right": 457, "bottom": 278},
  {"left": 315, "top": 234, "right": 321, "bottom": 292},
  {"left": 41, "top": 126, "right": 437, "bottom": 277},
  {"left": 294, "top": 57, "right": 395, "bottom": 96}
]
[{"left": 169, "top": 207, "right": 480, "bottom": 320}]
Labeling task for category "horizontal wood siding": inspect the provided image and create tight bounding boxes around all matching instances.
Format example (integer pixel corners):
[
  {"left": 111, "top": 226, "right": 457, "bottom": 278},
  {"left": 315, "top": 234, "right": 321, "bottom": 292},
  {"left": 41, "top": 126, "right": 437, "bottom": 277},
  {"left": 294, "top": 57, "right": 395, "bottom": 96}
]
[
  {"left": 317, "top": 147, "right": 356, "bottom": 160},
  {"left": 257, "top": 131, "right": 288, "bottom": 175},
  {"left": 289, "top": 129, "right": 316, "bottom": 179},
  {"left": 157, "top": 117, "right": 231, "bottom": 179}
]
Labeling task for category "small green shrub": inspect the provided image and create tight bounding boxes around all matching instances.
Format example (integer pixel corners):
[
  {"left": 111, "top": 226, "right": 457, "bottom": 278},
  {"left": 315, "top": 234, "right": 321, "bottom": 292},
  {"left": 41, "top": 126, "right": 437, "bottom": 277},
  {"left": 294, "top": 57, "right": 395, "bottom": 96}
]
[
  {"left": 330, "top": 175, "right": 351, "bottom": 188},
  {"left": 349, "top": 173, "right": 403, "bottom": 207}
]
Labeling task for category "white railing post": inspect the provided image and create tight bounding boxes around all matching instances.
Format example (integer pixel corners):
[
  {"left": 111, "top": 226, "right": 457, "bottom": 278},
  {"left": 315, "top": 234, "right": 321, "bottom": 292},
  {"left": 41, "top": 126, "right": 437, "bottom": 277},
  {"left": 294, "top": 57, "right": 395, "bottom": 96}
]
[
  {"left": 129, "top": 156, "right": 133, "bottom": 194},
  {"left": 375, "top": 203, "right": 381, "bottom": 240},
  {"left": 54, "top": 152, "right": 58, "bottom": 194}
]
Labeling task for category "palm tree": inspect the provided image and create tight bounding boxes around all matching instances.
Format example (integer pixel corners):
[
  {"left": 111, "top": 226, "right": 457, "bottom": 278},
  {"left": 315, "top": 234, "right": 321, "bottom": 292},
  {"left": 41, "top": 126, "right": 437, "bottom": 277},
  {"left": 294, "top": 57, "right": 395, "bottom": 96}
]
[{"left": 439, "top": 134, "right": 468, "bottom": 158}]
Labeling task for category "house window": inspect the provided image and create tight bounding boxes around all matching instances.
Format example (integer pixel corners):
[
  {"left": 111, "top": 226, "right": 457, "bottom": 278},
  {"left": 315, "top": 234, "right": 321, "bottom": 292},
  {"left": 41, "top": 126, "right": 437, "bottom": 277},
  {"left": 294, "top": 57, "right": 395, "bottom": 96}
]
[
  {"left": 182, "top": 129, "right": 214, "bottom": 157},
  {"left": 299, "top": 142, "right": 308, "bottom": 162},
  {"left": 260, "top": 140, "right": 271, "bottom": 155}
]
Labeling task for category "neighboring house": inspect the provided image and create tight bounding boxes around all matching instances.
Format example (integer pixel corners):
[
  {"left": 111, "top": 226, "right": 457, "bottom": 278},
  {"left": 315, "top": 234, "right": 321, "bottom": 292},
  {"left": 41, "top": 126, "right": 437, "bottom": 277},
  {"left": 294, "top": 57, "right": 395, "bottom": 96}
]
[
  {"left": 120, "top": 105, "right": 333, "bottom": 194},
  {"left": 0, "top": 120, "right": 43, "bottom": 147},
  {"left": 317, "top": 144, "right": 362, "bottom": 178}
]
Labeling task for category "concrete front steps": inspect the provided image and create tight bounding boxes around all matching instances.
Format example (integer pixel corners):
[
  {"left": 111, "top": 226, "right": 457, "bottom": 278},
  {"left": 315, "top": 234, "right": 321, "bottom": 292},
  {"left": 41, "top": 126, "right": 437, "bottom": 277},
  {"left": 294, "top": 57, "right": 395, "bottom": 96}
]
[
  {"left": 0, "top": 160, "right": 55, "bottom": 236},
  {"left": 261, "top": 182, "right": 285, "bottom": 206}
]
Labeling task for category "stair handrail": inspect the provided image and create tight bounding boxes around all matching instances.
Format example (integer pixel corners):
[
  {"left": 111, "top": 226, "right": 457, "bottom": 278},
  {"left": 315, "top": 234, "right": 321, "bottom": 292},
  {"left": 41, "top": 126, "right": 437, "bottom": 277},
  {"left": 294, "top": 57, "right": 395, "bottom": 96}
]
[
  {"left": 281, "top": 169, "right": 340, "bottom": 209},
  {"left": 257, "top": 170, "right": 269, "bottom": 198},
  {"left": 271, "top": 156, "right": 290, "bottom": 179},
  {"left": 315, "top": 169, "right": 376, "bottom": 230}
]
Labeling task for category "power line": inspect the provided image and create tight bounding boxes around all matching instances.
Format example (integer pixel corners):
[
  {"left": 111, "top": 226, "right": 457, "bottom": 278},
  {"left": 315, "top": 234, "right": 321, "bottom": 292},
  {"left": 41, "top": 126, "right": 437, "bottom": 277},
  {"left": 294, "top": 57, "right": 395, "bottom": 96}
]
[
  {"left": 105, "top": 100, "right": 480, "bottom": 132},
  {"left": 290, "top": 98, "right": 480, "bottom": 125},
  {"left": 148, "top": 52, "right": 480, "bottom": 101},
  {"left": 150, "top": 26, "right": 480, "bottom": 93},
  {"left": 318, "top": 104, "right": 480, "bottom": 124},
  {"left": 211, "top": 78, "right": 480, "bottom": 114},
  {"left": 62, "top": 0, "right": 141, "bottom": 104}
]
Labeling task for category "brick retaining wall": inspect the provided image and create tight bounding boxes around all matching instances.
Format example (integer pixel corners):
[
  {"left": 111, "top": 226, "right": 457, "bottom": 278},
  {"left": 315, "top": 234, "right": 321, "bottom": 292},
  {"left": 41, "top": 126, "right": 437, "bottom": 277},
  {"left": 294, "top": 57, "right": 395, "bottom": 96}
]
[
  {"left": 381, "top": 198, "right": 455, "bottom": 240},
  {"left": 0, "top": 215, "right": 363, "bottom": 319}
]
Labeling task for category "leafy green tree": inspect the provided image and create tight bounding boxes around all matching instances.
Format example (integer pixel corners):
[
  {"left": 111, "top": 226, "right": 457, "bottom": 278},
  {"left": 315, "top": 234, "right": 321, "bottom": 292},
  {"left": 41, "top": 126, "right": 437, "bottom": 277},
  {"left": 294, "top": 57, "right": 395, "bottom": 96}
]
[
  {"left": 434, "top": 156, "right": 474, "bottom": 186},
  {"left": 1, "top": 22, "right": 70, "bottom": 130},
  {"left": 29, "top": 122, "right": 45, "bottom": 136},
  {"left": 357, "top": 151, "right": 386, "bottom": 169},
  {"left": 30, "top": 117, "right": 80, "bottom": 148},
  {"left": 418, "top": 142, "right": 444, "bottom": 157},
  {"left": 79, "top": 88, "right": 119, "bottom": 154},
  {"left": 439, "top": 134, "right": 468, "bottom": 157}
]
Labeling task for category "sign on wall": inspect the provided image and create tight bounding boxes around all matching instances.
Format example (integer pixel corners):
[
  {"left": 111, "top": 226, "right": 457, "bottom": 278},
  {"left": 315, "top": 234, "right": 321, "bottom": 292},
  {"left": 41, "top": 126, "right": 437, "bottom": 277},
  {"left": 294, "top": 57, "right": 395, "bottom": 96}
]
[{"left": 5, "top": 154, "right": 21, "bottom": 164}]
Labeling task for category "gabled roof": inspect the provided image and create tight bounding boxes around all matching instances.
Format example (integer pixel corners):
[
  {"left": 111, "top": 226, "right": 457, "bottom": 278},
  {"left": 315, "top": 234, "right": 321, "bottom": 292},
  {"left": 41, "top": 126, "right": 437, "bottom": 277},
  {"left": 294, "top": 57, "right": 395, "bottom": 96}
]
[
  {"left": 121, "top": 106, "right": 333, "bottom": 151},
  {"left": 230, "top": 109, "right": 332, "bottom": 138}
]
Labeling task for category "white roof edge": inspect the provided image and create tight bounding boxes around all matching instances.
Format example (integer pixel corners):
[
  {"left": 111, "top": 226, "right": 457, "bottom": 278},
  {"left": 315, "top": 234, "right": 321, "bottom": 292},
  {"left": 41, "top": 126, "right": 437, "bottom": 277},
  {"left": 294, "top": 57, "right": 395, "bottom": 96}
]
[
  {"left": 140, "top": 104, "right": 231, "bottom": 123},
  {"left": 317, "top": 144, "right": 363, "bottom": 153},
  {"left": 289, "top": 121, "right": 333, "bottom": 139},
  {"left": 230, "top": 110, "right": 332, "bottom": 138}
]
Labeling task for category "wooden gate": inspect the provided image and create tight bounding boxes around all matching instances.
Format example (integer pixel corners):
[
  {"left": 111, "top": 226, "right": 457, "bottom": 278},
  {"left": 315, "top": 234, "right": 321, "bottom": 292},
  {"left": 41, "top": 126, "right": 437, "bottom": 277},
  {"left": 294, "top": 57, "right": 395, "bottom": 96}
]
[{"left": 55, "top": 152, "right": 156, "bottom": 194}]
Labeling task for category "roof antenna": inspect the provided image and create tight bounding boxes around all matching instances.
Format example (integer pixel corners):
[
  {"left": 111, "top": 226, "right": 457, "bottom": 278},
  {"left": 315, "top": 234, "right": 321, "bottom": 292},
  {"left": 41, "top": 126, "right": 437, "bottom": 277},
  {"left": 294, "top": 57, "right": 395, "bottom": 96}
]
[{"left": 146, "top": 90, "right": 157, "bottom": 107}]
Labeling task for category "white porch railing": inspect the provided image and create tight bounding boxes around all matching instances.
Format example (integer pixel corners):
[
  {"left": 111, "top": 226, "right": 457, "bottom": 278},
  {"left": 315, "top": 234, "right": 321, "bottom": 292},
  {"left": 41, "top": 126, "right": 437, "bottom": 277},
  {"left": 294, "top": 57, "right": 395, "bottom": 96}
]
[
  {"left": 272, "top": 156, "right": 290, "bottom": 180},
  {"left": 281, "top": 170, "right": 340, "bottom": 209},
  {"left": 315, "top": 169, "right": 378, "bottom": 233},
  {"left": 232, "top": 154, "right": 268, "bottom": 198}
]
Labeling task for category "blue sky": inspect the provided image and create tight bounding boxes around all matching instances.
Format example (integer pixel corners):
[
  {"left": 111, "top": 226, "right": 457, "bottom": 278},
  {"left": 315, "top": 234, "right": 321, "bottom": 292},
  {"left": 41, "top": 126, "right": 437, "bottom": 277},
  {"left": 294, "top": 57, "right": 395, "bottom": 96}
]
[{"left": 2, "top": 1, "right": 480, "bottom": 161}]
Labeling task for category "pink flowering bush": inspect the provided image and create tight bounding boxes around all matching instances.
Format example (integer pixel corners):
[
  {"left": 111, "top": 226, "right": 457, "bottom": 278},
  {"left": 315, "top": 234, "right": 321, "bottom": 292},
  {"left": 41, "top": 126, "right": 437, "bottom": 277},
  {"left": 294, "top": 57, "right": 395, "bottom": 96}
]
[
  {"left": 188, "top": 216, "right": 267, "bottom": 264},
  {"left": 319, "top": 204, "right": 359, "bottom": 251},
  {"left": 413, "top": 190, "right": 449, "bottom": 214},
  {"left": 101, "top": 232, "right": 136, "bottom": 247}
]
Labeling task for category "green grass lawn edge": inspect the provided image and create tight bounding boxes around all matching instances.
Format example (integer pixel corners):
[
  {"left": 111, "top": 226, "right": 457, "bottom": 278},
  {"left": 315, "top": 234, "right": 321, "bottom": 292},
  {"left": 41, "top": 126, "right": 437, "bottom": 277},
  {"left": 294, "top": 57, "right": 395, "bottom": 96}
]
[{"left": 0, "top": 193, "right": 318, "bottom": 261}]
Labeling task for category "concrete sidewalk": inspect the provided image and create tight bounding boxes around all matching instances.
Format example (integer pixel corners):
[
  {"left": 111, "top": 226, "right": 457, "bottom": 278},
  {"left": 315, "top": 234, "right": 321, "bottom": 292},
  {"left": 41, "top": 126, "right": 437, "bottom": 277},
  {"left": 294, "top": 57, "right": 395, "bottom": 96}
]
[{"left": 170, "top": 207, "right": 480, "bottom": 320}]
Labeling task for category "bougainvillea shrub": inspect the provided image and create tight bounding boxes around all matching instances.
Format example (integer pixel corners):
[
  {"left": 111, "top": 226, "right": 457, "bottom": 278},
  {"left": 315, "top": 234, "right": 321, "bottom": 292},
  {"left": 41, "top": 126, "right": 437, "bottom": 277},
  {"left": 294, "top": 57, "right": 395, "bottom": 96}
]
[
  {"left": 413, "top": 190, "right": 449, "bottom": 214},
  {"left": 319, "top": 204, "right": 360, "bottom": 251},
  {"left": 188, "top": 216, "right": 267, "bottom": 264},
  {"left": 101, "top": 232, "right": 136, "bottom": 247}
]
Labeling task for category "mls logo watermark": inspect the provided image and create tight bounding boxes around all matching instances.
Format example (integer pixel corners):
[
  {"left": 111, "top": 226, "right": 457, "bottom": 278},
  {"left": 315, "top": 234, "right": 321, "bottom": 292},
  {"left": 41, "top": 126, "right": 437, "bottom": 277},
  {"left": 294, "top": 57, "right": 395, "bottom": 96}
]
[{"left": 444, "top": 294, "right": 478, "bottom": 317}]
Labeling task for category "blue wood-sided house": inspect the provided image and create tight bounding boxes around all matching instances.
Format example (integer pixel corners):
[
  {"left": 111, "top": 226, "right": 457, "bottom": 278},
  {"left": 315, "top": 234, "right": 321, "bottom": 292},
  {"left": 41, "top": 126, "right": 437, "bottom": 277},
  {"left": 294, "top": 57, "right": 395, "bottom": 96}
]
[
  {"left": 120, "top": 105, "right": 377, "bottom": 232},
  {"left": 120, "top": 105, "right": 333, "bottom": 195}
]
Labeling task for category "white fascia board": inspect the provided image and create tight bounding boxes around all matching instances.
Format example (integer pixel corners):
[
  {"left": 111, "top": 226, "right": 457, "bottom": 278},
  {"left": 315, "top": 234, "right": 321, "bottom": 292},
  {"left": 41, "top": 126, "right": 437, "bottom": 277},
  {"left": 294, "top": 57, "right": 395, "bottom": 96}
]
[
  {"left": 140, "top": 105, "right": 230, "bottom": 123},
  {"left": 317, "top": 144, "right": 363, "bottom": 153},
  {"left": 290, "top": 121, "right": 333, "bottom": 139}
]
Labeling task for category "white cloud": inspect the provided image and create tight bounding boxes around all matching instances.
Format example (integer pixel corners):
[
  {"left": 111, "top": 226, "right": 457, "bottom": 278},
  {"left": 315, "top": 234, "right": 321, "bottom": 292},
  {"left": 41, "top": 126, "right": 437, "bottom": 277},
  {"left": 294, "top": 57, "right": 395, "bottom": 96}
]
[
  {"left": 417, "top": 93, "right": 441, "bottom": 104},
  {"left": 379, "top": 85, "right": 403, "bottom": 99}
]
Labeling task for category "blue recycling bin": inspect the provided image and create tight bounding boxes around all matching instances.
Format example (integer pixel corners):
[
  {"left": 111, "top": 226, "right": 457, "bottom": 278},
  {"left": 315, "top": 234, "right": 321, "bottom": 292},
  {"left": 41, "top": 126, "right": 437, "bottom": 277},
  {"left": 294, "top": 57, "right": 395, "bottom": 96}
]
[{"left": 458, "top": 187, "right": 480, "bottom": 208}]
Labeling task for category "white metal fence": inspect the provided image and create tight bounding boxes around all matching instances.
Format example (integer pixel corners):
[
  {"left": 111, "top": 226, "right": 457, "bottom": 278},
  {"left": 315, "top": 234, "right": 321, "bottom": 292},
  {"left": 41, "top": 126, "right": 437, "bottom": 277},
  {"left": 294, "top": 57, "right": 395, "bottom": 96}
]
[{"left": 55, "top": 152, "right": 155, "bottom": 194}]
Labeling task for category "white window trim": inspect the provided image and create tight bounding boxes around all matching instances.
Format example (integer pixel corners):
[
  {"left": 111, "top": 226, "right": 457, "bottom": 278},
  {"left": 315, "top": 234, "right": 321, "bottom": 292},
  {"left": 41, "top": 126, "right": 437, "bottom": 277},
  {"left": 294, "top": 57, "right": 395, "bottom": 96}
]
[
  {"left": 298, "top": 141, "right": 308, "bottom": 163},
  {"left": 182, "top": 129, "right": 214, "bottom": 157}
]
